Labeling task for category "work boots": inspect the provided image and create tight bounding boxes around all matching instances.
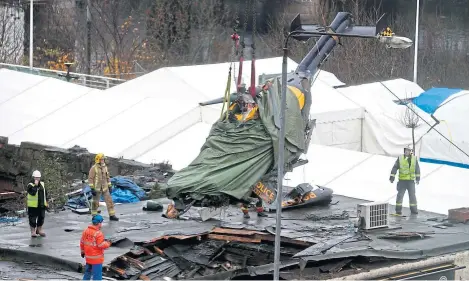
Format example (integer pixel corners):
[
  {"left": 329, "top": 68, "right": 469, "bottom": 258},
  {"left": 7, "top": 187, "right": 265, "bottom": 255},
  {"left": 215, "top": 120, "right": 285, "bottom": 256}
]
[
  {"left": 109, "top": 215, "right": 119, "bottom": 221},
  {"left": 36, "top": 226, "right": 46, "bottom": 237},
  {"left": 30, "top": 227, "right": 38, "bottom": 237},
  {"left": 257, "top": 211, "right": 268, "bottom": 217},
  {"left": 256, "top": 207, "right": 268, "bottom": 217}
]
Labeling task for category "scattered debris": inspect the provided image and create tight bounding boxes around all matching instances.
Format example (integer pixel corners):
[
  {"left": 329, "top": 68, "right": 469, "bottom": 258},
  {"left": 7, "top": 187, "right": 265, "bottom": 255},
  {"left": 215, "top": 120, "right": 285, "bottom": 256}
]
[
  {"left": 319, "top": 258, "right": 353, "bottom": 273},
  {"left": 0, "top": 217, "right": 20, "bottom": 224},
  {"left": 65, "top": 177, "right": 146, "bottom": 213},
  {"left": 448, "top": 207, "right": 469, "bottom": 223},
  {"left": 305, "top": 210, "right": 350, "bottom": 221},
  {"left": 378, "top": 231, "right": 435, "bottom": 240},
  {"left": 116, "top": 225, "right": 151, "bottom": 233},
  {"left": 143, "top": 201, "right": 163, "bottom": 212}
]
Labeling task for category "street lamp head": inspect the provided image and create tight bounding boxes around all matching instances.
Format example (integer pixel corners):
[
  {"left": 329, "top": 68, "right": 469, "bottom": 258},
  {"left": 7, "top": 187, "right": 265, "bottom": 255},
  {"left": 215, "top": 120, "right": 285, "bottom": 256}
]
[{"left": 378, "top": 35, "right": 413, "bottom": 49}]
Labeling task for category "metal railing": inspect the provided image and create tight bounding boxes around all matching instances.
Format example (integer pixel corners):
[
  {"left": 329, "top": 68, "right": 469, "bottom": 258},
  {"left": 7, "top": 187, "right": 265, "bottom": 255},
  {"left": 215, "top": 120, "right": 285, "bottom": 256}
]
[{"left": 0, "top": 63, "right": 126, "bottom": 90}]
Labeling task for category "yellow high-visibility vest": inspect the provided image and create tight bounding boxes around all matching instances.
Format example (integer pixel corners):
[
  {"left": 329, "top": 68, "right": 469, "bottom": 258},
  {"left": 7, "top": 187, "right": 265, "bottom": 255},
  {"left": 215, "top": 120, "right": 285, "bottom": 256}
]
[{"left": 27, "top": 182, "right": 48, "bottom": 208}]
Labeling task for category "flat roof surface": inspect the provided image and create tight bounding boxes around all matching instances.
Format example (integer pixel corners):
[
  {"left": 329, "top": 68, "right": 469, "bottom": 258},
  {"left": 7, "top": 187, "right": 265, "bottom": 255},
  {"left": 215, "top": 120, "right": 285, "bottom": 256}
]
[{"left": 0, "top": 195, "right": 467, "bottom": 278}]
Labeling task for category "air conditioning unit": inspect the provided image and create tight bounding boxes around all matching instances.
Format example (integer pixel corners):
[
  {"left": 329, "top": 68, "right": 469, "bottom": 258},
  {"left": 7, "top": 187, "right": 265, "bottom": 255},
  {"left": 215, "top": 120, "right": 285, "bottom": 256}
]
[{"left": 357, "top": 202, "right": 389, "bottom": 230}]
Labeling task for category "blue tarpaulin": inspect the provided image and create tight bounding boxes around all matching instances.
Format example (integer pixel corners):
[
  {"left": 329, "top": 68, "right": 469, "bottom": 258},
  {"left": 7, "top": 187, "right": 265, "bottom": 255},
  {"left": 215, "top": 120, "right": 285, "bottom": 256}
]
[
  {"left": 0, "top": 217, "right": 20, "bottom": 223},
  {"left": 412, "top": 87, "right": 462, "bottom": 114},
  {"left": 111, "top": 177, "right": 146, "bottom": 200},
  {"left": 66, "top": 177, "right": 146, "bottom": 208}
]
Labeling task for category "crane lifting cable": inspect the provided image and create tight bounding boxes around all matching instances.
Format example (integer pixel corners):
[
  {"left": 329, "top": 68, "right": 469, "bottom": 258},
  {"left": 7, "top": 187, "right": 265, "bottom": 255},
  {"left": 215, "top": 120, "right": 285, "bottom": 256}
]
[
  {"left": 236, "top": 0, "right": 250, "bottom": 92},
  {"left": 249, "top": 0, "right": 257, "bottom": 98}
]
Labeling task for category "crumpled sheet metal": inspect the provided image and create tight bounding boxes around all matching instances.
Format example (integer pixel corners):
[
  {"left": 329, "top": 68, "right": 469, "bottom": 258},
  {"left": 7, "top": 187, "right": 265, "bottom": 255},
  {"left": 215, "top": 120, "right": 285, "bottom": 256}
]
[
  {"left": 246, "top": 259, "right": 299, "bottom": 276},
  {"left": 297, "top": 238, "right": 469, "bottom": 262}
]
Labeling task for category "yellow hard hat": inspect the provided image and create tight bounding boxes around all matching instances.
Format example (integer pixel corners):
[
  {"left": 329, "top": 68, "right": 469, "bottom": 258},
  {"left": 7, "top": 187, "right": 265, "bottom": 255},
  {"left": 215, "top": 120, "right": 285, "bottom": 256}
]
[{"left": 95, "top": 153, "right": 105, "bottom": 163}]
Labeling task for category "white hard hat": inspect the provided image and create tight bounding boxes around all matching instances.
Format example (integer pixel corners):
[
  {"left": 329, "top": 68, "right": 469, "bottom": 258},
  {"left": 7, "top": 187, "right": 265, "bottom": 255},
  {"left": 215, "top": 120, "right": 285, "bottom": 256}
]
[{"left": 32, "top": 170, "right": 41, "bottom": 178}]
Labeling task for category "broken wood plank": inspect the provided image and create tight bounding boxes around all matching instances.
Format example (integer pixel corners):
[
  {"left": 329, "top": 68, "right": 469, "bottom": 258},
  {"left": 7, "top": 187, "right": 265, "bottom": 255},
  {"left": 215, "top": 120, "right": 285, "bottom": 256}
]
[
  {"left": 211, "top": 227, "right": 265, "bottom": 236},
  {"left": 108, "top": 266, "right": 127, "bottom": 278},
  {"left": 254, "top": 233, "right": 312, "bottom": 247},
  {"left": 153, "top": 246, "right": 165, "bottom": 256},
  {"left": 119, "top": 255, "right": 145, "bottom": 270},
  {"left": 207, "top": 233, "right": 262, "bottom": 243}
]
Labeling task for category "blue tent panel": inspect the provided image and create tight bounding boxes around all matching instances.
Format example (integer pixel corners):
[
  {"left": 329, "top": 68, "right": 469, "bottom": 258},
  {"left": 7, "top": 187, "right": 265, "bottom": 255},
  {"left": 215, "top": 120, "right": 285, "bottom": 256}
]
[
  {"left": 420, "top": 157, "right": 469, "bottom": 169},
  {"left": 412, "top": 88, "right": 462, "bottom": 114}
]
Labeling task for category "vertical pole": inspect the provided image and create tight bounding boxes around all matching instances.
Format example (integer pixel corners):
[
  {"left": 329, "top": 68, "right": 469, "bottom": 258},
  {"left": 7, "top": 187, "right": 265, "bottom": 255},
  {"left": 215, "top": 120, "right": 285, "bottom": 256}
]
[
  {"left": 360, "top": 117, "right": 364, "bottom": 152},
  {"left": 274, "top": 45, "right": 288, "bottom": 281},
  {"left": 29, "top": 0, "right": 33, "bottom": 69},
  {"left": 86, "top": 0, "right": 91, "bottom": 76},
  {"left": 413, "top": 0, "right": 420, "bottom": 84}
]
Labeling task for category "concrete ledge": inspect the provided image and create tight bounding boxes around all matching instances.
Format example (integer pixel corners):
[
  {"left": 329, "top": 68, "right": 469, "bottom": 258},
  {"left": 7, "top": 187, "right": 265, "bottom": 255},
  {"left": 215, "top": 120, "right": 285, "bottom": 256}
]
[{"left": 0, "top": 247, "right": 84, "bottom": 273}]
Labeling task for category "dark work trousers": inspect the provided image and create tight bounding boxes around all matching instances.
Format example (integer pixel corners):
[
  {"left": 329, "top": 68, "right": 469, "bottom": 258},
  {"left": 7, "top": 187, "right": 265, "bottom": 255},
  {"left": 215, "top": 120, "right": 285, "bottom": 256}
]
[
  {"left": 241, "top": 193, "right": 264, "bottom": 213},
  {"left": 395, "top": 180, "right": 417, "bottom": 214},
  {"left": 28, "top": 207, "right": 46, "bottom": 228}
]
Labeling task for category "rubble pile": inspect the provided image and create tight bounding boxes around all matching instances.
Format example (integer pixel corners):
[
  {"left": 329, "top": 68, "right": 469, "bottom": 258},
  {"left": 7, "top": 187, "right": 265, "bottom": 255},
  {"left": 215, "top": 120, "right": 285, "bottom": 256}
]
[
  {"left": 106, "top": 227, "right": 313, "bottom": 280},
  {"left": 123, "top": 163, "right": 175, "bottom": 198}
]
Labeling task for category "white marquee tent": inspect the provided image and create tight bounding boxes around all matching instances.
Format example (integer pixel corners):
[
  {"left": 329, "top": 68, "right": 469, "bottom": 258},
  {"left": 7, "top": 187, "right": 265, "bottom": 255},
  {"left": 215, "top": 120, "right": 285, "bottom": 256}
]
[
  {"left": 334, "top": 79, "right": 429, "bottom": 156},
  {"left": 0, "top": 69, "right": 98, "bottom": 138},
  {"left": 1, "top": 57, "right": 367, "bottom": 162}
]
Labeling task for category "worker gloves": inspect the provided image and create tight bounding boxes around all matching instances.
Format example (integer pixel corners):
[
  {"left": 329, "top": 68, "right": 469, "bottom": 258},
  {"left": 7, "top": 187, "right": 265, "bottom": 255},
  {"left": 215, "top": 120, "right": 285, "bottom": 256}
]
[
  {"left": 81, "top": 252, "right": 85, "bottom": 258},
  {"left": 91, "top": 189, "right": 97, "bottom": 197}
]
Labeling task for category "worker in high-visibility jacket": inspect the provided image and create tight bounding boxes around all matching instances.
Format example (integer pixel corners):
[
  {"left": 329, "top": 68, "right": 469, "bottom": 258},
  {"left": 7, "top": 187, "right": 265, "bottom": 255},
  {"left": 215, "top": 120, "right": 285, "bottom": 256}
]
[
  {"left": 389, "top": 147, "right": 421, "bottom": 215},
  {"left": 80, "top": 214, "right": 111, "bottom": 280},
  {"left": 27, "top": 170, "right": 49, "bottom": 237},
  {"left": 88, "top": 153, "right": 118, "bottom": 221}
]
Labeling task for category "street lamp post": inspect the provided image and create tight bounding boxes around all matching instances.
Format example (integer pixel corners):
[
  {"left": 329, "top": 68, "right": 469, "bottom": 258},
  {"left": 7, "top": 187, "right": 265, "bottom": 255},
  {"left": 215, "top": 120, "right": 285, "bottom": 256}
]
[
  {"left": 273, "top": 15, "right": 413, "bottom": 281},
  {"left": 86, "top": 0, "right": 92, "bottom": 76},
  {"left": 413, "top": 0, "right": 420, "bottom": 83},
  {"left": 29, "top": 0, "right": 33, "bottom": 69}
]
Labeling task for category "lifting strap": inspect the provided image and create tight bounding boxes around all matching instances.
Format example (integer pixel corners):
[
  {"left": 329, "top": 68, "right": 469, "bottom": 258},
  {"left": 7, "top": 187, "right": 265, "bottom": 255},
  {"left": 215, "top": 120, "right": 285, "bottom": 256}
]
[
  {"left": 221, "top": 65, "right": 232, "bottom": 120},
  {"left": 222, "top": 5, "right": 241, "bottom": 120}
]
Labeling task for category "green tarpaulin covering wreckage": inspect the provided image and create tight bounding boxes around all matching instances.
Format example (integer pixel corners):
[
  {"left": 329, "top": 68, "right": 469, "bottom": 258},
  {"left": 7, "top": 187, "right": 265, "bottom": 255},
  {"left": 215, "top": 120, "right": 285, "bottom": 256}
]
[{"left": 166, "top": 80, "right": 305, "bottom": 202}]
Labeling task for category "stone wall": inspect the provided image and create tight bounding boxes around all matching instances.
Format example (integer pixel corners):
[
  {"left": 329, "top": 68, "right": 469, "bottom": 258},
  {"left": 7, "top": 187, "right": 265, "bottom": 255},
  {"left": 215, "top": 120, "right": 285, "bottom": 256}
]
[{"left": 0, "top": 136, "right": 151, "bottom": 193}]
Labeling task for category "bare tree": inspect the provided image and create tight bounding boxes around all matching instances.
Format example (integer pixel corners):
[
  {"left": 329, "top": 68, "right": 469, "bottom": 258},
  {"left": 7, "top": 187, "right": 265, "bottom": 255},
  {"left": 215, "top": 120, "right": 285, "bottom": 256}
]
[
  {"left": 145, "top": 0, "right": 230, "bottom": 67},
  {"left": 398, "top": 93, "right": 421, "bottom": 152},
  {"left": 0, "top": 5, "right": 24, "bottom": 64},
  {"left": 86, "top": 0, "right": 149, "bottom": 79}
]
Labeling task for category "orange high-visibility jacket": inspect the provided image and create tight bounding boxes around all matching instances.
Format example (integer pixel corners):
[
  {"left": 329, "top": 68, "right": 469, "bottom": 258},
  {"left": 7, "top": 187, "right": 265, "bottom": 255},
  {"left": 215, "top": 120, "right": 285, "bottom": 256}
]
[{"left": 80, "top": 225, "right": 111, "bottom": 265}]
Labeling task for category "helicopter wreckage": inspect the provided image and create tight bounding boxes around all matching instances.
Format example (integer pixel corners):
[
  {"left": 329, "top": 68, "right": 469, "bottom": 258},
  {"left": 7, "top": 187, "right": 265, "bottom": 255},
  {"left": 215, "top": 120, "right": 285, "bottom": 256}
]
[{"left": 162, "top": 12, "right": 411, "bottom": 220}]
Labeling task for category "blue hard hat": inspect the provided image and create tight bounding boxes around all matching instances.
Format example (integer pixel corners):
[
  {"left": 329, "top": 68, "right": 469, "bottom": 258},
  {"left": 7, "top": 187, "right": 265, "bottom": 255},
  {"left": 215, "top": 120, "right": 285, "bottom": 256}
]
[{"left": 92, "top": 214, "right": 104, "bottom": 225}]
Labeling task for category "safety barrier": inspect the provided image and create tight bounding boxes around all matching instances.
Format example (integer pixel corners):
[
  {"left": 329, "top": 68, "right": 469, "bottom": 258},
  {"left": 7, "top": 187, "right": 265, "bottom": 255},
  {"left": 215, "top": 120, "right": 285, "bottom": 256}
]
[{"left": 0, "top": 63, "right": 126, "bottom": 90}]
